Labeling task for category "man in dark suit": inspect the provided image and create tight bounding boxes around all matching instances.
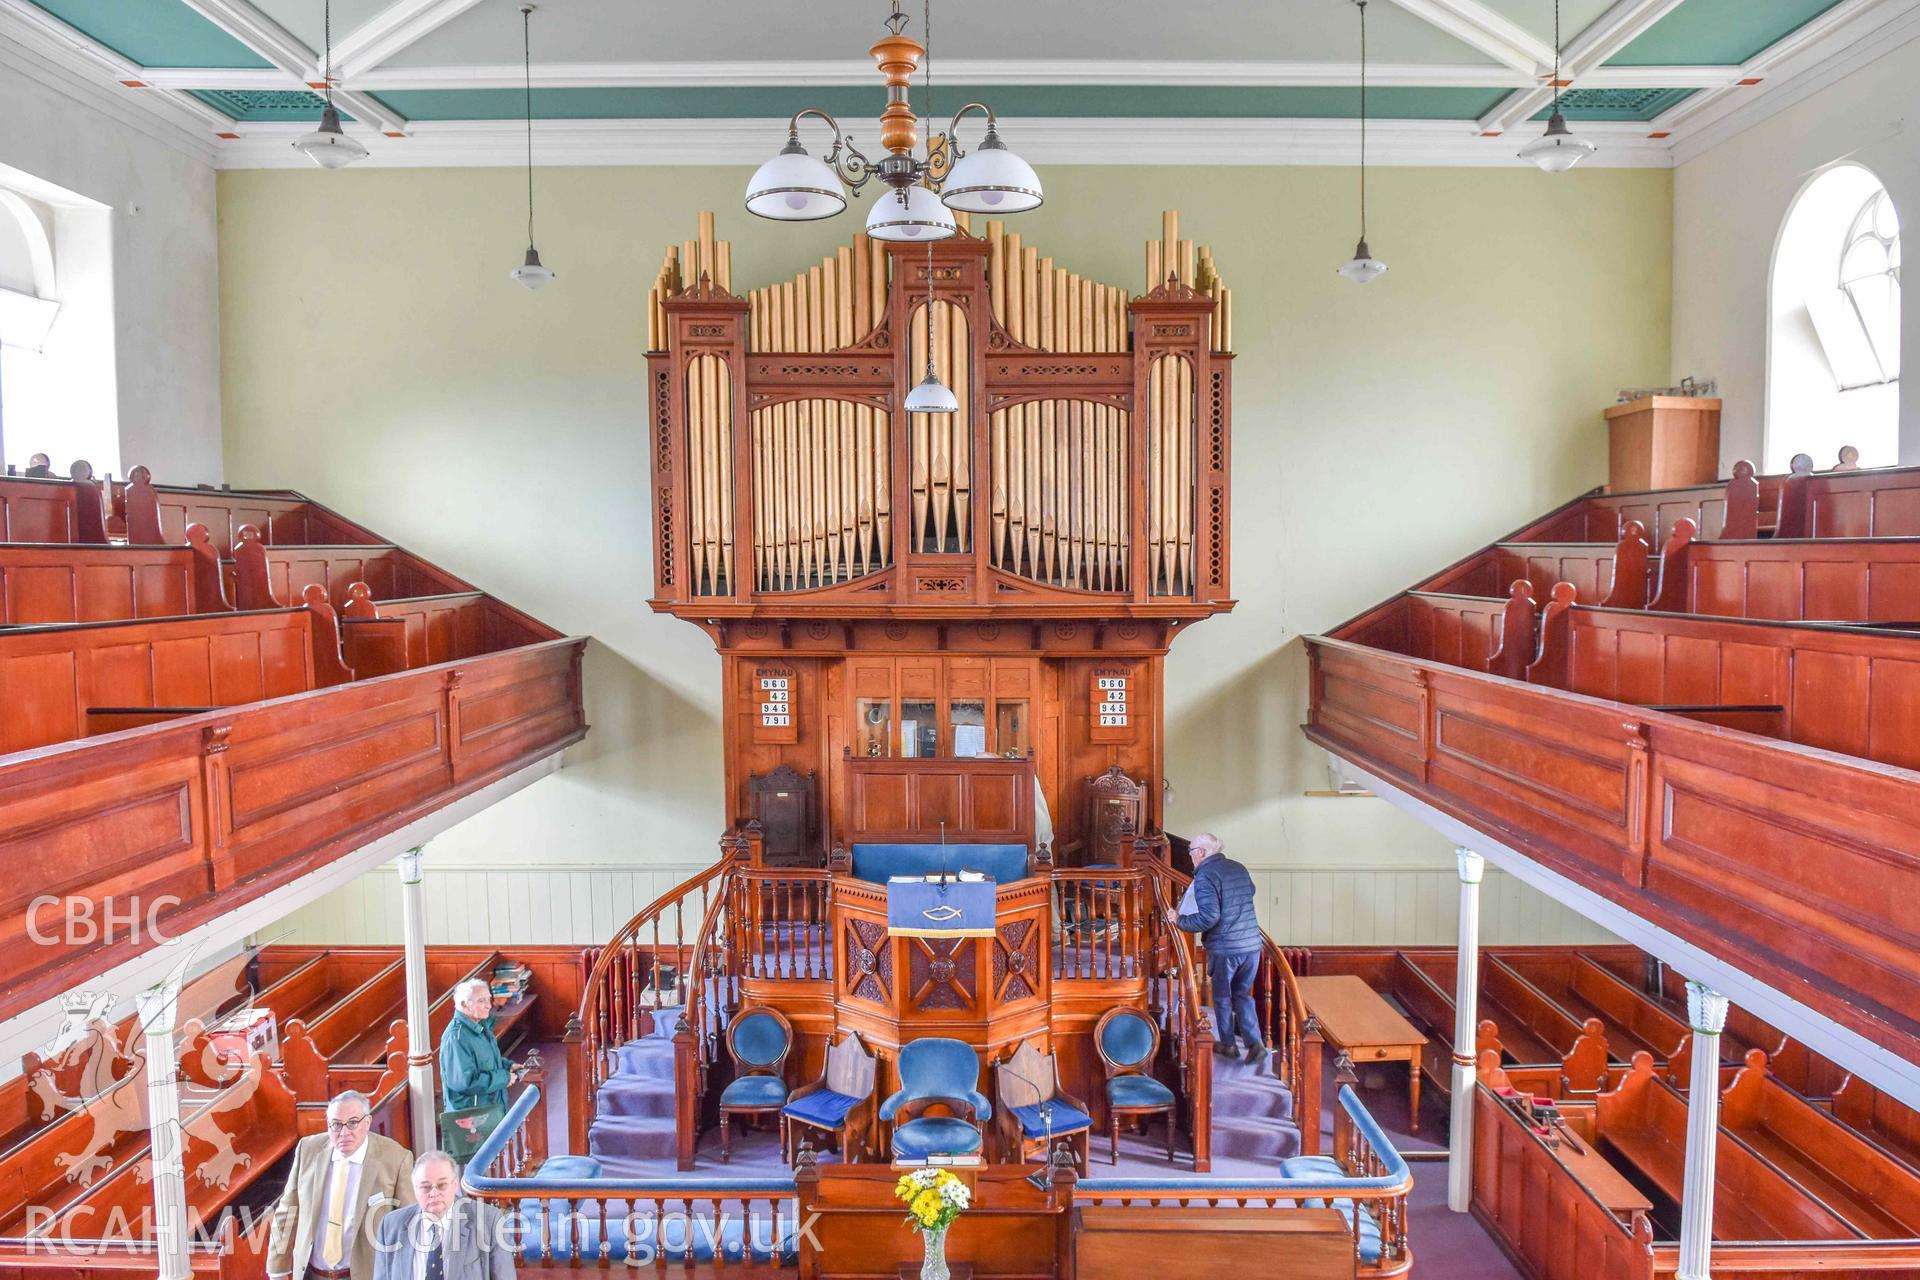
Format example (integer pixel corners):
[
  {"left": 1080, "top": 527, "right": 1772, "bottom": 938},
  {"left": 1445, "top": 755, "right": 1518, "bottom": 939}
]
[
  {"left": 373, "top": 1150, "right": 514, "bottom": 1279},
  {"left": 1168, "top": 831, "right": 1269, "bottom": 1065}
]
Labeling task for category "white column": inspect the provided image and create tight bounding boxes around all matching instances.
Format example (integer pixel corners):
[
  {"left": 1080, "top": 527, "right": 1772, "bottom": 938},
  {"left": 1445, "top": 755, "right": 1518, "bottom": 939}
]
[
  {"left": 398, "top": 847, "right": 438, "bottom": 1152},
  {"left": 1676, "top": 981, "right": 1729, "bottom": 1280},
  {"left": 1447, "top": 847, "right": 1485, "bottom": 1213},
  {"left": 136, "top": 978, "right": 191, "bottom": 1280}
]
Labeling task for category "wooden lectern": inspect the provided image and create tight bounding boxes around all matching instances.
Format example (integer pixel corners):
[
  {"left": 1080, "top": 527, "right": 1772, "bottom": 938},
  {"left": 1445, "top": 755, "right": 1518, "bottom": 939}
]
[{"left": 1605, "top": 395, "right": 1722, "bottom": 493}]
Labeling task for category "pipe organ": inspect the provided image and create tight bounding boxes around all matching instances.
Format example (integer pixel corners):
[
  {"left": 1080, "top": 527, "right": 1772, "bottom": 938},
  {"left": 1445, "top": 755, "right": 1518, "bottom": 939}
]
[{"left": 645, "top": 209, "right": 1236, "bottom": 861}]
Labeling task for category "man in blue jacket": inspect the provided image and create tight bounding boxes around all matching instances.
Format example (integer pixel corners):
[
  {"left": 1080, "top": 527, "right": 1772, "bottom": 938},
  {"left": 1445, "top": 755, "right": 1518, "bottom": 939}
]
[{"left": 1167, "top": 832, "right": 1268, "bottom": 1064}]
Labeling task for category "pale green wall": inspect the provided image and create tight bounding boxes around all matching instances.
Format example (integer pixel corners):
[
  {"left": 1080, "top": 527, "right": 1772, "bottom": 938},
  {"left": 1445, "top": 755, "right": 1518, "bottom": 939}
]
[{"left": 218, "top": 163, "right": 1669, "bottom": 920}]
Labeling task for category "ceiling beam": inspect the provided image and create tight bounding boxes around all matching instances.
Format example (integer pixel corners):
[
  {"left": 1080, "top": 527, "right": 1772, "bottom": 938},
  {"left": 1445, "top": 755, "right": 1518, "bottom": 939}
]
[
  {"left": 343, "top": 57, "right": 1536, "bottom": 92},
  {"left": 175, "top": 0, "right": 406, "bottom": 133},
  {"left": 1378, "top": 0, "right": 1555, "bottom": 74},
  {"left": 1475, "top": 0, "right": 1687, "bottom": 135},
  {"left": 328, "top": 0, "right": 489, "bottom": 81},
  {"left": 136, "top": 67, "right": 306, "bottom": 90}
]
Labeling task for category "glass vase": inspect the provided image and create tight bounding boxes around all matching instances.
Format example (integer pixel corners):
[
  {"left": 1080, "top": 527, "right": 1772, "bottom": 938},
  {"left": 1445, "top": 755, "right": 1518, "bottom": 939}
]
[{"left": 920, "top": 1225, "right": 950, "bottom": 1280}]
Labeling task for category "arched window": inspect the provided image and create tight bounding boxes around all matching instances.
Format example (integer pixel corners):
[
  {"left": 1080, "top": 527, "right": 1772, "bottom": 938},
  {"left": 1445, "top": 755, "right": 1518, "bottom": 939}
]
[
  {"left": 0, "top": 189, "right": 63, "bottom": 472},
  {"left": 1768, "top": 165, "right": 1901, "bottom": 471}
]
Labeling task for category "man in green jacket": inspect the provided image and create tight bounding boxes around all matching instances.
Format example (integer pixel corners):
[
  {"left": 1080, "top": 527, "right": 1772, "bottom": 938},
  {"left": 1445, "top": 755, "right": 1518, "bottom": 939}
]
[{"left": 439, "top": 978, "right": 522, "bottom": 1112}]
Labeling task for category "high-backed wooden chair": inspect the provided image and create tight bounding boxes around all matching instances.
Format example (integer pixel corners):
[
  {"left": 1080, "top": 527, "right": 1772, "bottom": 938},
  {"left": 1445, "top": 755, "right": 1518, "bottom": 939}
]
[
  {"left": 718, "top": 1006, "right": 792, "bottom": 1162},
  {"left": 780, "top": 1031, "right": 877, "bottom": 1163},
  {"left": 1095, "top": 1007, "right": 1177, "bottom": 1164},
  {"left": 994, "top": 1039, "right": 1092, "bottom": 1171}
]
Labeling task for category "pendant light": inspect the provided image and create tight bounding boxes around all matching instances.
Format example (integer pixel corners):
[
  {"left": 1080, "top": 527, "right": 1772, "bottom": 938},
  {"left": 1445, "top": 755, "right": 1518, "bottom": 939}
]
[
  {"left": 903, "top": 242, "right": 958, "bottom": 413},
  {"left": 1517, "top": 0, "right": 1596, "bottom": 173},
  {"left": 866, "top": 0, "right": 956, "bottom": 243},
  {"left": 899, "top": 0, "right": 957, "bottom": 413},
  {"left": 1336, "top": 0, "right": 1387, "bottom": 284},
  {"left": 509, "top": 4, "right": 554, "bottom": 289},
  {"left": 292, "top": 0, "right": 368, "bottom": 168}
]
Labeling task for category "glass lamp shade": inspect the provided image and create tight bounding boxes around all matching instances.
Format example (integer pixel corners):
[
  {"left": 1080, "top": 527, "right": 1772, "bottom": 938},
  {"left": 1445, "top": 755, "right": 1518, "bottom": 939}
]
[
  {"left": 1336, "top": 239, "right": 1388, "bottom": 284},
  {"left": 941, "top": 129, "right": 1043, "bottom": 213},
  {"left": 865, "top": 183, "right": 956, "bottom": 242},
  {"left": 511, "top": 245, "right": 555, "bottom": 290},
  {"left": 744, "top": 142, "right": 848, "bottom": 221},
  {"left": 903, "top": 364, "right": 959, "bottom": 413},
  {"left": 292, "top": 104, "right": 369, "bottom": 169},
  {"left": 1517, "top": 110, "right": 1597, "bottom": 174}
]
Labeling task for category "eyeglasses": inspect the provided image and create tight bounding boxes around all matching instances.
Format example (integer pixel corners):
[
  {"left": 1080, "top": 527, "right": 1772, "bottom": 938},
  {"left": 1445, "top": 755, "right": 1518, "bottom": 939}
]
[{"left": 327, "top": 1115, "right": 370, "bottom": 1133}]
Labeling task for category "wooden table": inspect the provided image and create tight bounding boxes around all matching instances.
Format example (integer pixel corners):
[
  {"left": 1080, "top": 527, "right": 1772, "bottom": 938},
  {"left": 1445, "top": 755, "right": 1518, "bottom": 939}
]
[{"left": 1299, "top": 975, "right": 1430, "bottom": 1133}]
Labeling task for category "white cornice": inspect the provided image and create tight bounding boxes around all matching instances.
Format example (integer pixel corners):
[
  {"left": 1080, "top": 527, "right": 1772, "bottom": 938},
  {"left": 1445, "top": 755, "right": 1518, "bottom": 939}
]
[
  {"left": 1666, "top": 0, "right": 1920, "bottom": 164},
  {"left": 210, "top": 115, "right": 1674, "bottom": 170},
  {"left": 0, "top": 1, "right": 219, "bottom": 164},
  {"left": 341, "top": 58, "right": 1534, "bottom": 91}
]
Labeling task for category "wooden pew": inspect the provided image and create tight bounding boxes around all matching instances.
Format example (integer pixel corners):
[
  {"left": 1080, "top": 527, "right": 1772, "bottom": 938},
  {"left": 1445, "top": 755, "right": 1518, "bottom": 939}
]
[
  {"left": 1570, "top": 451, "right": 1920, "bottom": 545},
  {"left": 1596, "top": 1055, "right": 1861, "bottom": 1243},
  {"left": 1831, "top": 1075, "right": 1920, "bottom": 1174},
  {"left": 1399, "top": 952, "right": 1572, "bottom": 1067},
  {"left": 1500, "top": 954, "right": 1686, "bottom": 1065},
  {"left": 1719, "top": 1049, "right": 1920, "bottom": 1238},
  {"left": 226, "top": 533, "right": 471, "bottom": 612},
  {"left": 0, "top": 591, "right": 353, "bottom": 755},
  {"left": 1653, "top": 520, "right": 1920, "bottom": 624},
  {"left": 277, "top": 959, "right": 406, "bottom": 1099},
  {"left": 0, "top": 464, "right": 110, "bottom": 545}
]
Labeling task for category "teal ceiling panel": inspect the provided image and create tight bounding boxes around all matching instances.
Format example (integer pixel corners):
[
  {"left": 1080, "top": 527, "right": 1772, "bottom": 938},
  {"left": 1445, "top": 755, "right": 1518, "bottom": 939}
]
[
  {"left": 190, "top": 89, "right": 349, "bottom": 122},
  {"left": 26, "top": 0, "right": 270, "bottom": 68},
  {"left": 1606, "top": 0, "right": 1846, "bottom": 67},
  {"left": 373, "top": 84, "right": 1515, "bottom": 122},
  {"left": 1534, "top": 87, "right": 1697, "bottom": 121}
]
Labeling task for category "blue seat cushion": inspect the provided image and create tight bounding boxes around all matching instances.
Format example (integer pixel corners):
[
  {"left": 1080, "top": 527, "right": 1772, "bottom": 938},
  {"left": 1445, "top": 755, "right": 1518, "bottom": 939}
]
[
  {"left": 720, "top": 1074, "right": 789, "bottom": 1108},
  {"left": 1107, "top": 1075, "right": 1175, "bottom": 1109},
  {"left": 782, "top": 1090, "right": 863, "bottom": 1128},
  {"left": 1334, "top": 1202, "right": 1385, "bottom": 1264},
  {"left": 1010, "top": 1100, "right": 1091, "bottom": 1139},
  {"left": 528, "top": 1154, "right": 602, "bottom": 1181},
  {"left": 892, "top": 1116, "right": 984, "bottom": 1159},
  {"left": 1278, "top": 1154, "right": 1345, "bottom": 1180},
  {"left": 851, "top": 842, "right": 1029, "bottom": 885}
]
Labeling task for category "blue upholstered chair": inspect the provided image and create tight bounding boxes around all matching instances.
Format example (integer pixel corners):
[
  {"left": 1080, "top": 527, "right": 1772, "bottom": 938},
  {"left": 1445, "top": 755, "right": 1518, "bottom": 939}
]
[
  {"left": 780, "top": 1031, "right": 877, "bottom": 1163},
  {"left": 880, "top": 1037, "right": 991, "bottom": 1162},
  {"left": 993, "top": 1040, "right": 1092, "bottom": 1171},
  {"left": 718, "top": 1006, "right": 792, "bottom": 1162},
  {"left": 1094, "top": 1007, "right": 1177, "bottom": 1164}
]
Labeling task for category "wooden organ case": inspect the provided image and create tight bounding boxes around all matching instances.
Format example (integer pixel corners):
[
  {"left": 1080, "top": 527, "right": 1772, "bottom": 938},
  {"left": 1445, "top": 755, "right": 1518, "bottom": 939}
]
[{"left": 645, "top": 209, "right": 1236, "bottom": 863}]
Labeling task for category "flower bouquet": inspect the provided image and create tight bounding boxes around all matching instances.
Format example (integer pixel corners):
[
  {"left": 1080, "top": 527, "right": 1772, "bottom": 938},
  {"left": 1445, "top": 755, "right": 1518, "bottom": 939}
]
[{"left": 895, "top": 1167, "right": 971, "bottom": 1280}]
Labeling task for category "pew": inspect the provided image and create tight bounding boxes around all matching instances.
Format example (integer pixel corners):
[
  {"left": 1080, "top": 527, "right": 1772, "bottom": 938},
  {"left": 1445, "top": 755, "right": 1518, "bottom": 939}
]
[
  {"left": 225, "top": 528, "right": 470, "bottom": 611},
  {"left": 1597, "top": 1055, "right": 1860, "bottom": 1243},
  {"left": 0, "top": 589, "right": 353, "bottom": 755},
  {"left": 1719, "top": 1049, "right": 1920, "bottom": 1238},
  {"left": 1831, "top": 1075, "right": 1920, "bottom": 1175},
  {"left": 1499, "top": 954, "right": 1687, "bottom": 1066}
]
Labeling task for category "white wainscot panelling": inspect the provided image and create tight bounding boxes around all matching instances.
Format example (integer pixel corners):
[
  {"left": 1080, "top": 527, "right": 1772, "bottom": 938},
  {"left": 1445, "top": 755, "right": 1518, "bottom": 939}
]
[
  {"left": 269, "top": 863, "right": 712, "bottom": 946},
  {"left": 273, "top": 860, "right": 1610, "bottom": 949}
]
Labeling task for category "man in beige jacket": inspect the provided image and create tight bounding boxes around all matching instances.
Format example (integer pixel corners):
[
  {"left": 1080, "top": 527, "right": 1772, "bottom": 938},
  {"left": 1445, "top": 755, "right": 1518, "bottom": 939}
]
[{"left": 268, "top": 1089, "right": 416, "bottom": 1279}]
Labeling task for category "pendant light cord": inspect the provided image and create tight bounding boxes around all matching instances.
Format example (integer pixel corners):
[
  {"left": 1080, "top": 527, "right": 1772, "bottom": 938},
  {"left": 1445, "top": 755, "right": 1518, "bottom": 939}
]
[
  {"left": 923, "top": 0, "right": 937, "bottom": 372},
  {"left": 522, "top": 4, "right": 535, "bottom": 248},
  {"left": 322, "top": 0, "right": 333, "bottom": 108},
  {"left": 1358, "top": 0, "right": 1367, "bottom": 240},
  {"left": 1551, "top": 0, "right": 1562, "bottom": 115}
]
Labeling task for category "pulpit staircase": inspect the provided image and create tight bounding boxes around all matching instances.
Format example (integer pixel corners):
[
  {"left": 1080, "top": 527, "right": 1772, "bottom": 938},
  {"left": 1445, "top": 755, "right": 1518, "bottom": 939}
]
[{"left": 576, "top": 839, "right": 1318, "bottom": 1174}]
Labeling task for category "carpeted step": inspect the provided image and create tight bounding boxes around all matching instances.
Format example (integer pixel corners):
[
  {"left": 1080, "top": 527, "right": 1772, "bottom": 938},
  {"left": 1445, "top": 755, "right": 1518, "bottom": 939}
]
[{"left": 588, "top": 1112, "right": 678, "bottom": 1161}]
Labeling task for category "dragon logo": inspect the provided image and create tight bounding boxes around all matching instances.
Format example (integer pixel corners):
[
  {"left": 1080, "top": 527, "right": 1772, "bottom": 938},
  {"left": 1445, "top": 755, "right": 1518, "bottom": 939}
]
[{"left": 32, "top": 944, "right": 267, "bottom": 1196}]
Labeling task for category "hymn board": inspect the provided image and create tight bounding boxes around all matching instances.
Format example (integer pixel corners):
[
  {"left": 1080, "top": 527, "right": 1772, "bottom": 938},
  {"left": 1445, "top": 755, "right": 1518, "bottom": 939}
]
[{"left": 644, "top": 209, "right": 1236, "bottom": 861}]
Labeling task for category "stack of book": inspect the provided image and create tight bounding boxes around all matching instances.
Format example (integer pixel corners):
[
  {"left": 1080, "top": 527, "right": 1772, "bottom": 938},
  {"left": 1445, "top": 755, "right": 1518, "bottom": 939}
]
[{"left": 490, "top": 961, "right": 534, "bottom": 1007}]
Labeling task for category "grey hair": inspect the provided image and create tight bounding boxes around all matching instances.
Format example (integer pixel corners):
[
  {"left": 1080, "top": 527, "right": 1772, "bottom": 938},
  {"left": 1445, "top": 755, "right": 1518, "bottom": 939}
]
[
  {"left": 413, "top": 1149, "right": 460, "bottom": 1179},
  {"left": 1189, "top": 832, "right": 1223, "bottom": 859},
  {"left": 327, "top": 1089, "right": 371, "bottom": 1116},
  {"left": 454, "top": 978, "right": 492, "bottom": 1005}
]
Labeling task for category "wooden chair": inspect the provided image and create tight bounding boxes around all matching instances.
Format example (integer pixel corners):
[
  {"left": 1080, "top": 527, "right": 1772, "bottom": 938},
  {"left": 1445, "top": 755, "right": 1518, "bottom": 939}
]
[
  {"left": 1095, "top": 1007, "right": 1177, "bottom": 1164},
  {"left": 780, "top": 1031, "right": 877, "bottom": 1163},
  {"left": 994, "top": 1039, "right": 1092, "bottom": 1171},
  {"left": 718, "top": 1006, "right": 792, "bottom": 1162}
]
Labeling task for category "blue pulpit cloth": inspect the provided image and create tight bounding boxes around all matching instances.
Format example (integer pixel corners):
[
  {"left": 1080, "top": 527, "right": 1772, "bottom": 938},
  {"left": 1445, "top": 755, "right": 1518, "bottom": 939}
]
[{"left": 886, "top": 877, "right": 996, "bottom": 938}]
